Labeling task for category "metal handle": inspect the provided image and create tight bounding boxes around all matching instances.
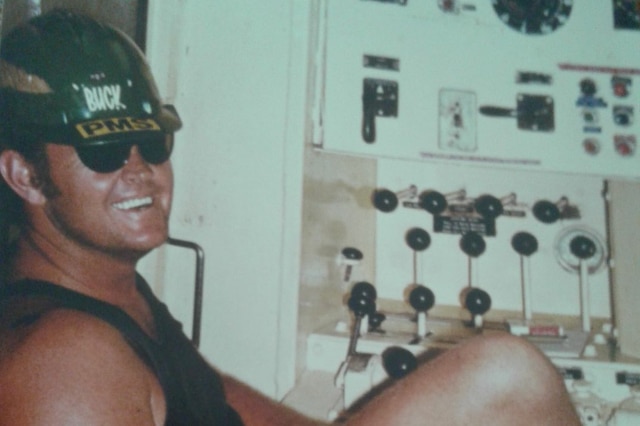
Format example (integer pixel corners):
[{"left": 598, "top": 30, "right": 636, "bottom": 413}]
[{"left": 167, "top": 237, "right": 205, "bottom": 348}]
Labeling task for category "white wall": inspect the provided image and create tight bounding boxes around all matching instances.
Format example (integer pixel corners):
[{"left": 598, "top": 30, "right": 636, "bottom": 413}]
[{"left": 140, "top": 0, "right": 310, "bottom": 399}]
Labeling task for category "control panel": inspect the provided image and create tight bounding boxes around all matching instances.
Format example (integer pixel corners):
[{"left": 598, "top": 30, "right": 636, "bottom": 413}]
[
  {"left": 312, "top": 0, "right": 640, "bottom": 179},
  {"left": 287, "top": 2, "right": 640, "bottom": 425}
]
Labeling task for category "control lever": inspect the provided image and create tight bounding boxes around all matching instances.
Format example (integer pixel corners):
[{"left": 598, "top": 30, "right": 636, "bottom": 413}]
[
  {"left": 511, "top": 232, "right": 538, "bottom": 322},
  {"left": 570, "top": 235, "right": 597, "bottom": 332},
  {"left": 348, "top": 281, "right": 377, "bottom": 346},
  {"left": 408, "top": 285, "right": 435, "bottom": 344},
  {"left": 405, "top": 228, "right": 435, "bottom": 342},
  {"left": 460, "top": 287, "right": 492, "bottom": 329},
  {"left": 459, "top": 232, "right": 491, "bottom": 328},
  {"left": 362, "top": 78, "right": 398, "bottom": 143},
  {"left": 331, "top": 285, "right": 418, "bottom": 418},
  {"left": 406, "top": 227, "right": 431, "bottom": 283},
  {"left": 506, "top": 231, "right": 564, "bottom": 337},
  {"left": 335, "top": 284, "right": 377, "bottom": 388}
]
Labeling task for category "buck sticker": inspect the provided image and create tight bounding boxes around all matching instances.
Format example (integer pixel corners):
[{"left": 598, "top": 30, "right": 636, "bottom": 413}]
[{"left": 83, "top": 84, "right": 126, "bottom": 112}]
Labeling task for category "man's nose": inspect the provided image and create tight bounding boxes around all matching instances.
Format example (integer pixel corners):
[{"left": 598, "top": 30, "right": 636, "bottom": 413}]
[{"left": 121, "top": 145, "right": 152, "bottom": 180}]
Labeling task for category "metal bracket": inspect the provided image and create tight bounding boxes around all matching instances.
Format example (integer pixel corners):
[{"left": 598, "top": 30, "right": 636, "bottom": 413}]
[{"left": 167, "top": 237, "right": 205, "bottom": 348}]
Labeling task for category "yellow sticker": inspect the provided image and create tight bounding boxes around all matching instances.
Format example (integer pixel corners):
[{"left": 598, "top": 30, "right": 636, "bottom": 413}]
[{"left": 75, "top": 117, "right": 161, "bottom": 139}]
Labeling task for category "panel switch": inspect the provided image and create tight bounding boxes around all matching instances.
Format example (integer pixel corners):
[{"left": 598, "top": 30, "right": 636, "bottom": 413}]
[{"left": 362, "top": 78, "right": 398, "bottom": 143}]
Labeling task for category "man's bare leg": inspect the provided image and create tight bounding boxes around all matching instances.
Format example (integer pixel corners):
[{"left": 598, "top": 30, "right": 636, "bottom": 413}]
[{"left": 346, "top": 332, "right": 581, "bottom": 426}]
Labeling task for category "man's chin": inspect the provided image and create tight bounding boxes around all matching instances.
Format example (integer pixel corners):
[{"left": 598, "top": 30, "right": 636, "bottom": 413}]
[{"left": 116, "top": 233, "right": 169, "bottom": 262}]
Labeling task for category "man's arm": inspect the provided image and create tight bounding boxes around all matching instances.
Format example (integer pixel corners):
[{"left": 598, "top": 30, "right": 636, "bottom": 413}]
[
  {"left": 222, "top": 375, "right": 326, "bottom": 426},
  {"left": 0, "top": 310, "right": 165, "bottom": 426}
]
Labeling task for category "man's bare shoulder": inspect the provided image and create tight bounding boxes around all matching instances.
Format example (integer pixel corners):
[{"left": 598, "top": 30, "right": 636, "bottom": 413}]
[{"left": 0, "top": 309, "right": 164, "bottom": 425}]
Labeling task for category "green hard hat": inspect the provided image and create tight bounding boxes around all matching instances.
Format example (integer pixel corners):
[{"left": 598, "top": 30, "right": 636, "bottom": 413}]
[{"left": 0, "top": 9, "right": 181, "bottom": 148}]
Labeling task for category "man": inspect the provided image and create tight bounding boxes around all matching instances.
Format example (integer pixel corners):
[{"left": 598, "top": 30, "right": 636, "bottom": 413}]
[{"left": 0, "top": 9, "right": 580, "bottom": 425}]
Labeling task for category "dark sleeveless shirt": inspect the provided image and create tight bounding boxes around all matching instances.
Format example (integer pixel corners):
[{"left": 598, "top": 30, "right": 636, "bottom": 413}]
[{"left": 0, "top": 276, "right": 244, "bottom": 426}]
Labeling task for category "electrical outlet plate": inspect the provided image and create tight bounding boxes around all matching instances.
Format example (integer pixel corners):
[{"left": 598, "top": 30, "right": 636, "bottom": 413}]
[{"left": 439, "top": 89, "right": 477, "bottom": 152}]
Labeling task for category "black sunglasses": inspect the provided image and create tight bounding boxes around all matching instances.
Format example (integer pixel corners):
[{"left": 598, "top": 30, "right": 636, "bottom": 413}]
[{"left": 75, "top": 134, "right": 174, "bottom": 173}]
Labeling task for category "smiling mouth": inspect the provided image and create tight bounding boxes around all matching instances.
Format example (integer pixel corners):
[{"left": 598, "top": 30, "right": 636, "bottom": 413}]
[{"left": 112, "top": 196, "right": 153, "bottom": 211}]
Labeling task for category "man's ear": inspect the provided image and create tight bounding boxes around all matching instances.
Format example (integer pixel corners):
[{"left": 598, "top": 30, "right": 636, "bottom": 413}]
[{"left": 0, "top": 150, "right": 47, "bottom": 205}]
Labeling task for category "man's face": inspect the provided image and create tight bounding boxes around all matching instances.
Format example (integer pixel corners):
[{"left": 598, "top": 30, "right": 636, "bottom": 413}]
[{"left": 41, "top": 139, "right": 174, "bottom": 261}]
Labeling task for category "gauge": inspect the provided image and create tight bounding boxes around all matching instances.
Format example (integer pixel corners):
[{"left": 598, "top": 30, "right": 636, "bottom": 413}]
[
  {"left": 614, "top": 0, "right": 640, "bottom": 30},
  {"left": 492, "top": 0, "right": 573, "bottom": 35}
]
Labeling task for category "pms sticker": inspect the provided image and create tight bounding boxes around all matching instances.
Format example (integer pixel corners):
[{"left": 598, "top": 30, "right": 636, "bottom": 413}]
[{"left": 76, "top": 117, "right": 161, "bottom": 139}]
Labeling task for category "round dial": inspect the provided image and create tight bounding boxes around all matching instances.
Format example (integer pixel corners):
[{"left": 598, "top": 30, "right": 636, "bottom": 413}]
[{"left": 492, "top": 0, "right": 573, "bottom": 35}]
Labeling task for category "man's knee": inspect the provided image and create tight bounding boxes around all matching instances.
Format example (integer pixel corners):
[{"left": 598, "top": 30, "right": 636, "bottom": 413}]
[{"left": 454, "top": 332, "right": 565, "bottom": 397}]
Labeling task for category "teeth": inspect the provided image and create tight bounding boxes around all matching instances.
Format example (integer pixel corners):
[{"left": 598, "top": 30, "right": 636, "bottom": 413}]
[{"left": 113, "top": 196, "right": 153, "bottom": 211}]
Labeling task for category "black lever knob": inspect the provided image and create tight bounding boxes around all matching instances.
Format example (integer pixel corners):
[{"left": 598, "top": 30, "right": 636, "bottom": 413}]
[
  {"left": 461, "top": 287, "right": 492, "bottom": 316},
  {"left": 570, "top": 235, "right": 596, "bottom": 260},
  {"left": 405, "top": 228, "right": 431, "bottom": 252},
  {"left": 347, "top": 294, "right": 376, "bottom": 318},
  {"left": 409, "top": 285, "right": 435, "bottom": 313},
  {"left": 533, "top": 200, "right": 559, "bottom": 223},
  {"left": 342, "top": 247, "right": 363, "bottom": 262},
  {"left": 382, "top": 346, "right": 418, "bottom": 379},
  {"left": 474, "top": 194, "right": 504, "bottom": 219},
  {"left": 460, "top": 232, "right": 486, "bottom": 258},
  {"left": 372, "top": 185, "right": 417, "bottom": 213},
  {"left": 350, "top": 281, "right": 377, "bottom": 302},
  {"left": 511, "top": 232, "right": 538, "bottom": 256},
  {"left": 372, "top": 189, "right": 399, "bottom": 212},
  {"left": 419, "top": 191, "right": 448, "bottom": 215}
]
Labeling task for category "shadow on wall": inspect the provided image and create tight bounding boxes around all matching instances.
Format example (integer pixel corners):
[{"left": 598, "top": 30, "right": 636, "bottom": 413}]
[{"left": 1, "top": 0, "right": 147, "bottom": 48}]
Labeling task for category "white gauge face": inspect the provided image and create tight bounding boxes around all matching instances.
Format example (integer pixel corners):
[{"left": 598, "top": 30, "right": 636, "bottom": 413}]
[{"left": 492, "top": 0, "right": 573, "bottom": 35}]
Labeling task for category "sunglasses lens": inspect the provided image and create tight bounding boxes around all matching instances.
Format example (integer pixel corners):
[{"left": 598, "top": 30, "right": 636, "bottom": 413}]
[
  {"left": 76, "top": 143, "right": 131, "bottom": 173},
  {"left": 138, "top": 135, "right": 174, "bottom": 165},
  {"left": 74, "top": 134, "right": 173, "bottom": 173}
]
